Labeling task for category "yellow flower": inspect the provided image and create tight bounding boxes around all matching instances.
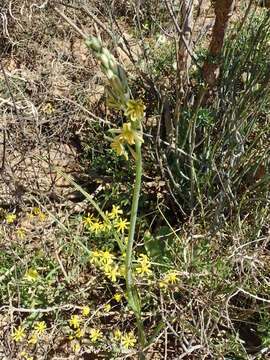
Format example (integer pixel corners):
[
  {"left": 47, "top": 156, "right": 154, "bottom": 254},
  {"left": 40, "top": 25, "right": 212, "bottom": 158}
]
[
  {"left": 110, "top": 135, "right": 129, "bottom": 160},
  {"left": 12, "top": 326, "right": 26, "bottom": 342},
  {"left": 82, "top": 306, "right": 90, "bottom": 316},
  {"left": 34, "top": 321, "right": 46, "bottom": 335},
  {"left": 121, "top": 122, "right": 144, "bottom": 145},
  {"left": 114, "top": 329, "right": 122, "bottom": 341},
  {"left": 108, "top": 205, "right": 123, "bottom": 219},
  {"left": 83, "top": 213, "right": 96, "bottom": 228},
  {"left": 25, "top": 268, "right": 38, "bottom": 283},
  {"left": 33, "top": 207, "right": 40, "bottom": 216},
  {"left": 164, "top": 270, "right": 178, "bottom": 284},
  {"left": 89, "top": 328, "right": 103, "bottom": 342},
  {"left": 90, "top": 250, "right": 102, "bottom": 265},
  {"left": 89, "top": 221, "right": 102, "bottom": 234},
  {"left": 28, "top": 332, "right": 38, "bottom": 345},
  {"left": 105, "top": 265, "right": 119, "bottom": 282},
  {"left": 125, "top": 99, "right": 145, "bottom": 122},
  {"left": 38, "top": 213, "right": 47, "bottom": 221},
  {"left": 121, "top": 331, "right": 137, "bottom": 349},
  {"left": 6, "top": 213, "right": 16, "bottom": 223},
  {"left": 104, "top": 304, "right": 111, "bottom": 313},
  {"left": 75, "top": 328, "right": 84, "bottom": 339},
  {"left": 114, "top": 218, "right": 130, "bottom": 233},
  {"left": 46, "top": 102, "right": 55, "bottom": 114},
  {"left": 69, "top": 315, "right": 81, "bottom": 329},
  {"left": 101, "top": 221, "right": 112, "bottom": 231},
  {"left": 113, "top": 293, "right": 122, "bottom": 302},
  {"left": 17, "top": 229, "right": 26, "bottom": 238},
  {"left": 100, "top": 250, "right": 114, "bottom": 265},
  {"left": 136, "top": 254, "right": 151, "bottom": 276}
]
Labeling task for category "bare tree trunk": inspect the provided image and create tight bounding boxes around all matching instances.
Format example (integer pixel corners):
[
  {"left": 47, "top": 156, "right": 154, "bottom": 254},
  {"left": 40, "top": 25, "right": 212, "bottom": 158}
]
[
  {"left": 177, "top": 0, "right": 194, "bottom": 95},
  {"left": 202, "top": 0, "right": 235, "bottom": 87}
]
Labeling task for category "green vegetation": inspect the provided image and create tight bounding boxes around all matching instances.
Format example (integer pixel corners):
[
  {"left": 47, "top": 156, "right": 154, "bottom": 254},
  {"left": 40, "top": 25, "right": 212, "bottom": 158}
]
[{"left": 0, "top": 1, "right": 270, "bottom": 359}]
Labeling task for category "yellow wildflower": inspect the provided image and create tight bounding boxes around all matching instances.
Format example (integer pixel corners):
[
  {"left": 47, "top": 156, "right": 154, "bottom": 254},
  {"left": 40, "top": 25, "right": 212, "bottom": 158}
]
[
  {"left": 114, "top": 329, "right": 122, "bottom": 341},
  {"left": 110, "top": 135, "right": 128, "bottom": 160},
  {"left": 46, "top": 102, "right": 55, "bottom": 114},
  {"left": 100, "top": 250, "right": 114, "bottom": 265},
  {"left": 6, "top": 213, "right": 16, "bottom": 223},
  {"left": 39, "top": 213, "right": 47, "bottom": 221},
  {"left": 82, "top": 306, "right": 90, "bottom": 316},
  {"left": 89, "top": 221, "right": 102, "bottom": 234},
  {"left": 108, "top": 205, "right": 123, "bottom": 219},
  {"left": 25, "top": 268, "right": 38, "bottom": 283},
  {"left": 113, "top": 293, "right": 122, "bottom": 302},
  {"left": 28, "top": 333, "right": 38, "bottom": 345},
  {"left": 17, "top": 229, "right": 26, "bottom": 238},
  {"left": 33, "top": 207, "right": 40, "bottom": 216},
  {"left": 83, "top": 213, "right": 96, "bottom": 228},
  {"left": 12, "top": 326, "right": 26, "bottom": 342},
  {"left": 104, "top": 304, "right": 111, "bottom": 313},
  {"left": 114, "top": 218, "right": 130, "bottom": 233},
  {"left": 125, "top": 99, "right": 145, "bottom": 122},
  {"left": 136, "top": 254, "right": 151, "bottom": 276},
  {"left": 121, "top": 331, "right": 137, "bottom": 349},
  {"left": 69, "top": 315, "right": 81, "bottom": 329},
  {"left": 164, "top": 270, "right": 178, "bottom": 284},
  {"left": 105, "top": 265, "right": 120, "bottom": 282},
  {"left": 90, "top": 250, "right": 102, "bottom": 265},
  {"left": 89, "top": 328, "right": 103, "bottom": 342},
  {"left": 121, "top": 122, "right": 144, "bottom": 145},
  {"left": 75, "top": 328, "right": 84, "bottom": 339},
  {"left": 34, "top": 321, "right": 46, "bottom": 335}
]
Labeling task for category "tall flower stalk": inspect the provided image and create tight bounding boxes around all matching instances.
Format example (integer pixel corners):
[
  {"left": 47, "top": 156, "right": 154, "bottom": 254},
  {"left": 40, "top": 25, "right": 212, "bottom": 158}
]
[{"left": 85, "top": 36, "right": 147, "bottom": 357}]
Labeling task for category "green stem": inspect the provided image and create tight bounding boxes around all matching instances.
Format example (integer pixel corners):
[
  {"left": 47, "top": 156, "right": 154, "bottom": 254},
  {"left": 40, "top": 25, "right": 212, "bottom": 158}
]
[{"left": 125, "top": 137, "right": 147, "bottom": 357}]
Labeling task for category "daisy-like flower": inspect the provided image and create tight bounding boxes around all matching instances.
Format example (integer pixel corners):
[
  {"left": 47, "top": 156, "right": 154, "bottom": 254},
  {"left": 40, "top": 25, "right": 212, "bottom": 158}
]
[
  {"left": 124, "top": 99, "right": 145, "bottom": 122},
  {"left": 34, "top": 321, "right": 46, "bottom": 335},
  {"left": 75, "top": 328, "right": 84, "bottom": 339},
  {"left": 24, "top": 268, "right": 38, "bottom": 283},
  {"left": 100, "top": 250, "right": 114, "bottom": 265},
  {"left": 89, "top": 328, "right": 103, "bottom": 342},
  {"left": 114, "top": 329, "right": 122, "bottom": 341},
  {"left": 28, "top": 333, "right": 38, "bottom": 345},
  {"left": 83, "top": 213, "right": 96, "bottom": 228},
  {"left": 105, "top": 265, "right": 120, "bottom": 283},
  {"left": 121, "top": 331, "right": 137, "bottom": 349},
  {"left": 114, "top": 218, "right": 130, "bottom": 233},
  {"left": 109, "top": 205, "right": 123, "bottom": 219},
  {"left": 104, "top": 304, "right": 111, "bottom": 313},
  {"left": 164, "top": 270, "right": 178, "bottom": 284},
  {"left": 69, "top": 315, "right": 81, "bottom": 329},
  {"left": 89, "top": 221, "right": 102, "bottom": 234},
  {"left": 113, "top": 293, "right": 122, "bottom": 302},
  {"left": 82, "top": 306, "right": 90, "bottom": 316},
  {"left": 12, "top": 326, "right": 26, "bottom": 342},
  {"left": 136, "top": 254, "right": 151, "bottom": 276},
  {"left": 17, "top": 229, "right": 26, "bottom": 238},
  {"left": 6, "top": 213, "right": 16, "bottom": 223}
]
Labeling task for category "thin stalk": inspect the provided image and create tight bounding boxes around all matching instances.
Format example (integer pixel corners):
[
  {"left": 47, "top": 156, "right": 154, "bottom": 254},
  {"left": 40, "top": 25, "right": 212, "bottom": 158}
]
[{"left": 125, "top": 136, "right": 147, "bottom": 358}]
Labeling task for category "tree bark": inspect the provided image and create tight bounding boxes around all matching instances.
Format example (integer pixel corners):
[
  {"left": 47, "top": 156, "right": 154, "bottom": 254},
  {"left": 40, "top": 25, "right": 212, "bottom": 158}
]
[{"left": 202, "top": 0, "right": 235, "bottom": 87}]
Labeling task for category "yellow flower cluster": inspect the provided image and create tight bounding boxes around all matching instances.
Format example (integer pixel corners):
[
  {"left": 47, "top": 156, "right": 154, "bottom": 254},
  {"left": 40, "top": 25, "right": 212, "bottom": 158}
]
[
  {"left": 83, "top": 205, "right": 129, "bottom": 236},
  {"left": 90, "top": 249, "right": 121, "bottom": 283},
  {"left": 159, "top": 270, "right": 179, "bottom": 290},
  {"left": 110, "top": 99, "right": 145, "bottom": 160},
  {"left": 12, "top": 320, "right": 47, "bottom": 358},
  {"left": 136, "top": 254, "right": 152, "bottom": 277},
  {"left": 113, "top": 329, "right": 137, "bottom": 349}
]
